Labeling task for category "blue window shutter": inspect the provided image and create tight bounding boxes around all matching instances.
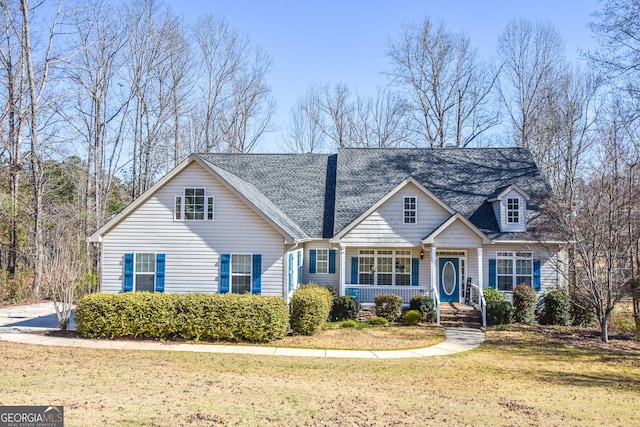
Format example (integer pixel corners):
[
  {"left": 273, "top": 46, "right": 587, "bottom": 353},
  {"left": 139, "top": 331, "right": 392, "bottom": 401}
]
[
  {"left": 533, "top": 259, "right": 541, "bottom": 291},
  {"left": 488, "top": 259, "right": 496, "bottom": 289},
  {"left": 297, "top": 251, "right": 302, "bottom": 282},
  {"left": 351, "top": 257, "right": 359, "bottom": 284},
  {"left": 329, "top": 250, "right": 336, "bottom": 274},
  {"left": 123, "top": 253, "right": 134, "bottom": 292},
  {"left": 288, "top": 253, "right": 294, "bottom": 292},
  {"left": 252, "top": 254, "right": 262, "bottom": 295},
  {"left": 411, "top": 258, "right": 419, "bottom": 286},
  {"left": 155, "top": 253, "right": 165, "bottom": 293},
  {"left": 309, "top": 250, "right": 316, "bottom": 274},
  {"left": 220, "top": 254, "right": 230, "bottom": 294}
]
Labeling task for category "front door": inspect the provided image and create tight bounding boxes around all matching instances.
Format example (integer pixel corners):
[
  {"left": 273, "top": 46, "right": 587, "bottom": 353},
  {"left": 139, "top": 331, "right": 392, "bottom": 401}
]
[{"left": 439, "top": 258, "right": 460, "bottom": 303}]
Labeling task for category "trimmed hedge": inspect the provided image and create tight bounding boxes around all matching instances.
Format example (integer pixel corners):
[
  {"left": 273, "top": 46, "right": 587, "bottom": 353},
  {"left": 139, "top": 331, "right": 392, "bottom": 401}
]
[
  {"left": 409, "top": 296, "right": 436, "bottom": 322},
  {"left": 513, "top": 284, "right": 538, "bottom": 324},
  {"left": 486, "top": 301, "right": 514, "bottom": 326},
  {"left": 75, "top": 292, "right": 289, "bottom": 342},
  {"left": 538, "top": 288, "right": 571, "bottom": 325},
  {"left": 374, "top": 293, "right": 403, "bottom": 322},
  {"left": 401, "top": 310, "right": 422, "bottom": 326},
  {"left": 290, "top": 284, "right": 333, "bottom": 335}
]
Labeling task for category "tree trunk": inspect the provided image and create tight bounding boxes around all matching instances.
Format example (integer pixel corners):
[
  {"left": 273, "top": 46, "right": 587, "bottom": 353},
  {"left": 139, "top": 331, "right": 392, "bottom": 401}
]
[{"left": 600, "top": 315, "right": 609, "bottom": 343}]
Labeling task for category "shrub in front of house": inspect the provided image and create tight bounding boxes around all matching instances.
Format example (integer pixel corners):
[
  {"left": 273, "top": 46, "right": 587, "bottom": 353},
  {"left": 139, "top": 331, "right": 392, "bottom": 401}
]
[
  {"left": 409, "top": 295, "right": 436, "bottom": 322},
  {"left": 75, "top": 292, "right": 289, "bottom": 342},
  {"left": 570, "top": 291, "right": 597, "bottom": 327},
  {"left": 512, "top": 284, "right": 538, "bottom": 324},
  {"left": 401, "top": 309, "right": 422, "bottom": 326},
  {"left": 330, "top": 295, "right": 362, "bottom": 321},
  {"left": 486, "top": 301, "right": 514, "bottom": 326},
  {"left": 290, "top": 283, "right": 333, "bottom": 335},
  {"left": 538, "top": 288, "right": 571, "bottom": 325},
  {"left": 340, "top": 319, "right": 358, "bottom": 328},
  {"left": 368, "top": 316, "right": 388, "bottom": 326},
  {"left": 374, "top": 293, "right": 403, "bottom": 322},
  {"left": 483, "top": 287, "right": 505, "bottom": 303}
]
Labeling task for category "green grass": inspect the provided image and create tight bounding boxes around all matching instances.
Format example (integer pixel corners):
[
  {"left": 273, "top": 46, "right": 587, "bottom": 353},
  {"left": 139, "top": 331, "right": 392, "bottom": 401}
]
[{"left": 0, "top": 326, "right": 638, "bottom": 426}]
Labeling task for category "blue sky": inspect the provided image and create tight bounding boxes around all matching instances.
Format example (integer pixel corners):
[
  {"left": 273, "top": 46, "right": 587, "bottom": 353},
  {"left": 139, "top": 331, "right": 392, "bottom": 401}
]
[{"left": 165, "top": 0, "right": 599, "bottom": 152}]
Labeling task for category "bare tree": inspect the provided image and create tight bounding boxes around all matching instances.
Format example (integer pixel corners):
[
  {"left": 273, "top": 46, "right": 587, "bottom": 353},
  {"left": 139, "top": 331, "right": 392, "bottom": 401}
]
[
  {"left": 286, "top": 85, "right": 326, "bottom": 153},
  {"left": 386, "top": 17, "right": 498, "bottom": 147},
  {"left": 62, "top": 0, "right": 130, "bottom": 243},
  {"left": 496, "top": 18, "right": 566, "bottom": 152},
  {"left": 191, "top": 15, "right": 274, "bottom": 153},
  {"left": 0, "top": 0, "right": 27, "bottom": 278},
  {"left": 349, "top": 88, "right": 410, "bottom": 148},
  {"left": 588, "top": 0, "right": 640, "bottom": 101},
  {"left": 556, "top": 106, "right": 640, "bottom": 343}
]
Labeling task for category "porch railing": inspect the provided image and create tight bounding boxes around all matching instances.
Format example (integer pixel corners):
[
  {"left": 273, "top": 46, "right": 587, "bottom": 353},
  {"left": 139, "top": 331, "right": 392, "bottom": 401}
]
[
  {"left": 344, "top": 286, "right": 430, "bottom": 305},
  {"left": 468, "top": 282, "right": 487, "bottom": 327}
]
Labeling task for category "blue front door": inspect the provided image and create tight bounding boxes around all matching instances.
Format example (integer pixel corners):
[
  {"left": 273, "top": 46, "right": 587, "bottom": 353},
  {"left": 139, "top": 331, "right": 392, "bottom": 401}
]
[{"left": 439, "top": 258, "right": 460, "bottom": 303}]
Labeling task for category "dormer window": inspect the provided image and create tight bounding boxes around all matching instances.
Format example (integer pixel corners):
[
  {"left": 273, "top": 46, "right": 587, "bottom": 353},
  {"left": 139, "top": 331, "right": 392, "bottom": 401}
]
[
  {"left": 507, "top": 198, "right": 520, "bottom": 223},
  {"left": 404, "top": 196, "right": 417, "bottom": 224},
  {"left": 175, "top": 188, "right": 214, "bottom": 221},
  {"left": 488, "top": 185, "right": 529, "bottom": 233}
]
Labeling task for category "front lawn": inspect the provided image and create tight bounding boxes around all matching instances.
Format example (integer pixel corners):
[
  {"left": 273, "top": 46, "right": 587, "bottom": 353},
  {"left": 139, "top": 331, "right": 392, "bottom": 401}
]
[
  {"left": 0, "top": 325, "right": 638, "bottom": 426},
  {"left": 268, "top": 322, "right": 446, "bottom": 350}
]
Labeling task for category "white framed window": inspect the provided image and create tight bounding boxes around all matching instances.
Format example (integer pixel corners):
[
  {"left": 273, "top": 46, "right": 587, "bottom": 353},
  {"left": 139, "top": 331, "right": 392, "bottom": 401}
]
[
  {"left": 403, "top": 196, "right": 417, "bottom": 224},
  {"left": 496, "top": 251, "right": 532, "bottom": 291},
  {"left": 135, "top": 253, "right": 156, "bottom": 292},
  {"left": 359, "top": 250, "right": 375, "bottom": 285},
  {"left": 231, "top": 254, "right": 252, "bottom": 294},
  {"left": 506, "top": 197, "right": 520, "bottom": 223},
  {"left": 316, "top": 249, "right": 329, "bottom": 274},
  {"left": 394, "top": 250, "right": 411, "bottom": 286},
  {"left": 175, "top": 188, "right": 214, "bottom": 221},
  {"left": 359, "top": 249, "right": 413, "bottom": 286}
]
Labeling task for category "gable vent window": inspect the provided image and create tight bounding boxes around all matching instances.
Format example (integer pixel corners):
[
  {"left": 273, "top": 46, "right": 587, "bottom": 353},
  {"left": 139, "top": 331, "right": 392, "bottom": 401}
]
[
  {"left": 507, "top": 198, "right": 519, "bottom": 223},
  {"left": 404, "top": 196, "right": 417, "bottom": 224},
  {"left": 175, "top": 188, "right": 214, "bottom": 221}
]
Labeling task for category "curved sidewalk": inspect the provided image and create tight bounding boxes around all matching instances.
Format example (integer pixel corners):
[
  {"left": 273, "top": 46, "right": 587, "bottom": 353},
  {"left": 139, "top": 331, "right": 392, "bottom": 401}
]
[
  {"left": 0, "top": 302, "right": 485, "bottom": 358},
  {"left": 0, "top": 327, "right": 484, "bottom": 359}
]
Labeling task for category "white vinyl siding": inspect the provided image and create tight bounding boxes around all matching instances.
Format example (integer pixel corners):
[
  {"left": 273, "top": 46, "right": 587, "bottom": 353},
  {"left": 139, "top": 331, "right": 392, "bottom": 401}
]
[
  {"left": 341, "top": 183, "right": 450, "bottom": 246},
  {"left": 484, "top": 246, "right": 562, "bottom": 295},
  {"left": 101, "top": 163, "right": 284, "bottom": 295}
]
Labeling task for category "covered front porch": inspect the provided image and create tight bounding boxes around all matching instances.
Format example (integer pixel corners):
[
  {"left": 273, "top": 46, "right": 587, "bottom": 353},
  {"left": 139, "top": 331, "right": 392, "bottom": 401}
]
[{"left": 334, "top": 244, "right": 487, "bottom": 326}]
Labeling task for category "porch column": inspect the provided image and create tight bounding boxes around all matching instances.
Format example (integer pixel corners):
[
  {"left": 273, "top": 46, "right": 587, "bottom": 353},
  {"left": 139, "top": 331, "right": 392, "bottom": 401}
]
[
  {"left": 340, "top": 244, "right": 346, "bottom": 297},
  {"left": 430, "top": 246, "right": 437, "bottom": 297},
  {"left": 431, "top": 246, "right": 439, "bottom": 325},
  {"left": 477, "top": 247, "right": 484, "bottom": 291}
]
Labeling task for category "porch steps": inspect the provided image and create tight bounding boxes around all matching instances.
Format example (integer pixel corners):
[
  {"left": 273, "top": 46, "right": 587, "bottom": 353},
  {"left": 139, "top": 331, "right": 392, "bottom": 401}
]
[{"left": 440, "top": 303, "right": 482, "bottom": 329}]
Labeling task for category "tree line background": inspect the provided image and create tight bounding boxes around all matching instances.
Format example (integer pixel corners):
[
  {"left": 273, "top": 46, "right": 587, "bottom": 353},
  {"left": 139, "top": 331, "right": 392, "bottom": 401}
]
[{"left": 1, "top": 0, "right": 639, "bottom": 341}]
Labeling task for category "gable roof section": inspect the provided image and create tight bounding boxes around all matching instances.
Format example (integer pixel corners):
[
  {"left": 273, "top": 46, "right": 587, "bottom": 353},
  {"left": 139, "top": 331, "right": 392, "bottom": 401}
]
[
  {"left": 196, "top": 158, "right": 310, "bottom": 242},
  {"left": 331, "top": 177, "right": 455, "bottom": 242},
  {"left": 332, "top": 148, "right": 549, "bottom": 237},
  {"left": 88, "top": 155, "right": 309, "bottom": 244},
  {"left": 423, "top": 213, "right": 491, "bottom": 245},
  {"left": 88, "top": 156, "right": 194, "bottom": 242},
  {"left": 198, "top": 152, "right": 332, "bottom": 239},
  {"left": 91, "top": 148, "right": 551, "bottom": 243}
]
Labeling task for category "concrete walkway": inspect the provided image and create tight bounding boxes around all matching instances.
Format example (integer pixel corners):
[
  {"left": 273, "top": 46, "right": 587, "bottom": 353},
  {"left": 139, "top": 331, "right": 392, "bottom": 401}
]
[{"left": 0, "top": 302, "right": 485, "bottom": 359}]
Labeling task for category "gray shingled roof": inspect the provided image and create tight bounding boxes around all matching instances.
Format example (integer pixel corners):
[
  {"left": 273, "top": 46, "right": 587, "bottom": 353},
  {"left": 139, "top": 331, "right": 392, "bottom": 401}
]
[
  {"left": 198, "top": 153, "right": 332, "bottom": 239},
  {"left": 198, "top": 148, "right": 550, "bottom": 241}
]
